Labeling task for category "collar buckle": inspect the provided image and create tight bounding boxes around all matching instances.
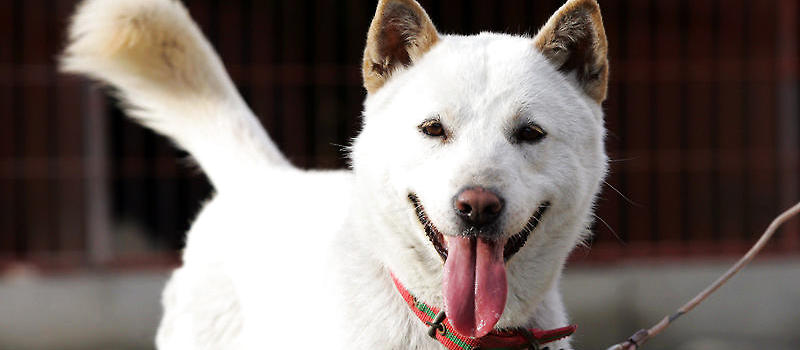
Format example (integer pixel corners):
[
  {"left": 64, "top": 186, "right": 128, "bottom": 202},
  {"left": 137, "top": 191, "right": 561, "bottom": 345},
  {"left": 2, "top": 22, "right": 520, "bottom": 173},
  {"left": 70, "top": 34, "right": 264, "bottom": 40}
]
[{"left": 425, "top": 311, "right": 447, "bottom": 338}]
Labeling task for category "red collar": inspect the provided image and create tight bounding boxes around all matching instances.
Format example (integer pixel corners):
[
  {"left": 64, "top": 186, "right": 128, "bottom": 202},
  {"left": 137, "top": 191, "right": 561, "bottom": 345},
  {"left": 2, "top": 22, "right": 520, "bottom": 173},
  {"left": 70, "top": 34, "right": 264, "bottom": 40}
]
[{"left": 391, "top": 273, "right": 576, "bottom": 350}]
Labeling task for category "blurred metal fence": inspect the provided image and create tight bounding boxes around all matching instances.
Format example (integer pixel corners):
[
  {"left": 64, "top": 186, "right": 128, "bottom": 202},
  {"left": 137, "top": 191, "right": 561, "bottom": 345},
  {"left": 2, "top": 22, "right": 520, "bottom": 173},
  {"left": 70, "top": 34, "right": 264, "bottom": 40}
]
[{"left": 0, "top": 0, "right": 798, "bottom": 268}]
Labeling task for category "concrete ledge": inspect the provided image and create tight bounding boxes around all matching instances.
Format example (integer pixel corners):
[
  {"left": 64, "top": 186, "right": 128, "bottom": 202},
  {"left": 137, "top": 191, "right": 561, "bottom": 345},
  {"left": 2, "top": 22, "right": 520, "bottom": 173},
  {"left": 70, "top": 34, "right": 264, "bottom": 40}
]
[
  {"left": 564, "top": 257, "right": 800, "bottom": 350},
  {"left": 0, "top": 272, "right": 168, "bottom": 350},
  {"left": 0, "top": 259, "right": 798, "bottom": 350}
]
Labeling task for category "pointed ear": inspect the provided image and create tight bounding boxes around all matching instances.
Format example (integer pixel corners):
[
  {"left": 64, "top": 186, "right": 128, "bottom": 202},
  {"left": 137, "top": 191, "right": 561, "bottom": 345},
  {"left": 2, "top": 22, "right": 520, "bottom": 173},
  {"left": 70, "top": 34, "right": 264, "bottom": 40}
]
[
  {"left": 362, "top": 0, "right": 439, "bottom": 94},
  {"left": 534, "top": 0, "right": 609, "bottom": 103}
]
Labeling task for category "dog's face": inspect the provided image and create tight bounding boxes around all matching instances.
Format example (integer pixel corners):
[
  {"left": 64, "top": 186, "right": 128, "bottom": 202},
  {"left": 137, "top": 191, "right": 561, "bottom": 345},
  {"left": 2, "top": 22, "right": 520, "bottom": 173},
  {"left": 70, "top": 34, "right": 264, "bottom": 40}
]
[{"left": 350, "top": 0, "right": 608, "bottom": 337}]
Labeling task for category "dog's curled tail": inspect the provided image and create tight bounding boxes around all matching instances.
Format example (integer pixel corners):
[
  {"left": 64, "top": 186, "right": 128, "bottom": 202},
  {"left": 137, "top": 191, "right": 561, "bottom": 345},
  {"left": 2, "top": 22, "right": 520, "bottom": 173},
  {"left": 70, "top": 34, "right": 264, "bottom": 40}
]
[{"left": 61, "top": 0, "right": 290, "bottom": 190}]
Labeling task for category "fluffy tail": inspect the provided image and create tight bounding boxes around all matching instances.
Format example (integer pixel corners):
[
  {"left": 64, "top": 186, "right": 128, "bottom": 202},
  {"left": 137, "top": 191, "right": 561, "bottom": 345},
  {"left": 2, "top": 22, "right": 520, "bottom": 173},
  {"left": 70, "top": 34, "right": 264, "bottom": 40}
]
[{"left": 61, "top": 0, "right": 290, "bottom": 190}]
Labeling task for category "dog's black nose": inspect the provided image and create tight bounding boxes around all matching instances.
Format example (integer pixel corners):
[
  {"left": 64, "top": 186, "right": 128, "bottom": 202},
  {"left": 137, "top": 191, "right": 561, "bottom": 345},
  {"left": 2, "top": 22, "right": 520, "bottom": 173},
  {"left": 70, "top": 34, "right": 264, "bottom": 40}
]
[{"left": 454, "top": 187, "right": 504, "bottom": 227}]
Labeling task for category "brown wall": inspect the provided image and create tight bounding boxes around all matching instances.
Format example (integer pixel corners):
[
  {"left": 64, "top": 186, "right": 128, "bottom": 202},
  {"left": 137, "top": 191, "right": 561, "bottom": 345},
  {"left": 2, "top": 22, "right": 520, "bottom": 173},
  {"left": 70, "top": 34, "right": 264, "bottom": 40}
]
[{"left": 0, "top": 0, "right": 798, "bottom": 267}]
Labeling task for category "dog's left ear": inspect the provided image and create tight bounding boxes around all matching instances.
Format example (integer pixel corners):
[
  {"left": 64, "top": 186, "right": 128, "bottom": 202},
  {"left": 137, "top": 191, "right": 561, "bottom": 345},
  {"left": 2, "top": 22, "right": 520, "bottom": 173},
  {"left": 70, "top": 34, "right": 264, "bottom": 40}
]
[
  {"left": 362, "top": 0, "right": 439, "bottom": 94},
  {"left": 534, "top": 0, "right": 609, "bottom": 103}
]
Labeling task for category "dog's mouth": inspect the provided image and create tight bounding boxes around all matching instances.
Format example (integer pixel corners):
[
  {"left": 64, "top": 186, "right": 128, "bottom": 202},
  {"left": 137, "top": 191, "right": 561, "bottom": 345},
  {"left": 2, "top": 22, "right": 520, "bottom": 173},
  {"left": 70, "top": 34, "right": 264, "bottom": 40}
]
[
  {"left": 407, "top": 193, "right": 550, "bottom": 263},
  {"left": 407, "top": 192, "right": 550, "bottom": 338}
]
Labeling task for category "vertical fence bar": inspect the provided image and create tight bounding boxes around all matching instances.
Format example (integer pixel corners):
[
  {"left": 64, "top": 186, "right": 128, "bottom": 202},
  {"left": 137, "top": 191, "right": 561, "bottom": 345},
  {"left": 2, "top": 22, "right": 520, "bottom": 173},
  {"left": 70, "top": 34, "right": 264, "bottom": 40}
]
[
  {"left": 21, "top": 0, "right": 53, "bottom": 256},
  {"left": 470, "top": 0, "right": 495, "bottom": 32},
  {"left": 677, "top": 0, "right": 690, "bottom": 243},
  {"left": 280, "top": 1, "right": 309, "bottom": 167},
  {"left": 745, "top": 1, "right": 779, "bottom": 240},
  {"left": 313, "top": 0, "right": 343, "bottom": 168},
  {"left": 302, "top": 3, "right": 317, "bottom": 167},
  {"left": 776, "top": 0, "right": 799, "bottom": 249},
  {"left": 0, "top": 0, "right": 16, "bottom": 258},
  {"left": 85, "top": 87, "right": 112, "bottom": 265},
  {"left": 652, "top": 0, "right": 684, "bottom": 246},
  {"left": 249, "top": 1, "right": 280, "bottom": 144},
  {"left": 55, "top": 0, "right": 86, "bottom": 257},
  {"left": 715, "top": 0, "right": 746, "bottom": 249},
  {"left": 623, "top": 0, "right": 654, "bottom": 248},
  {"left": 685, "top": 0, "right": 716, "bottom": 248},
  {"left": 500, "top": 0, "right": 528, "bottom": 35}
]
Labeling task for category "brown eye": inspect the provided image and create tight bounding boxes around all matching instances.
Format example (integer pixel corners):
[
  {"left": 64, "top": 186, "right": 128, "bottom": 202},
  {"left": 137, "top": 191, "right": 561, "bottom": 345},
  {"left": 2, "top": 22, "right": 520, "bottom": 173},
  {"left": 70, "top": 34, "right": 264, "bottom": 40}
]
[
  {"left": 419, "top": 120, "right": 446, "bottom": 138},
  {"left": 515, "top": 124, "right": 546, "bottom": 143}
]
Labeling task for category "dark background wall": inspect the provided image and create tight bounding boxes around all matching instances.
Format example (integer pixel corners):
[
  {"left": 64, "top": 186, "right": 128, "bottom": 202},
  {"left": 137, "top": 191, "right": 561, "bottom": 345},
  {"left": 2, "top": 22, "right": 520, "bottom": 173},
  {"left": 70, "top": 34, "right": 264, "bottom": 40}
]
[{"left": 1, "top": 0, "right": 799, "bottom": 268}]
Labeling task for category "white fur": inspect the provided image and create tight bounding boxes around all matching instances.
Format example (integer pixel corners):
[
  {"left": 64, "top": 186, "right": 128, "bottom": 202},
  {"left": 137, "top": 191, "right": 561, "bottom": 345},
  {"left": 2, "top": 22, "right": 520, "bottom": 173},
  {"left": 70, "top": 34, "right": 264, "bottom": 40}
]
[
  {"left": 61, "top": 1, "right": 607, "bottom": 349},
  {"left": 61, "top": 0, "right": 290, "bottom": 191}
]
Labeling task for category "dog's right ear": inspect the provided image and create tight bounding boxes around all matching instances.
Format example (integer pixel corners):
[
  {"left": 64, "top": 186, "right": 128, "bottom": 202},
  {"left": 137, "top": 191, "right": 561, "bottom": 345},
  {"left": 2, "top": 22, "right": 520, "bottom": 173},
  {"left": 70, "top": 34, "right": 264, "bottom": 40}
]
[
  {"left": 362, "top": 0, "right": 439, "bottom": 94},
  {"left": 534, "top": 0, "right": 609, "bottom": 103}
]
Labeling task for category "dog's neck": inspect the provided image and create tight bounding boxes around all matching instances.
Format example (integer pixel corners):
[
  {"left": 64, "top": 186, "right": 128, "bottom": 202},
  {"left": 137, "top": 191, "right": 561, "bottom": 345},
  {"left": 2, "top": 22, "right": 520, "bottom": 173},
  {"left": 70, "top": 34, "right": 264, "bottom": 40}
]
[{"left": 333, "top": 203, "right": 574, "bottom": 349}]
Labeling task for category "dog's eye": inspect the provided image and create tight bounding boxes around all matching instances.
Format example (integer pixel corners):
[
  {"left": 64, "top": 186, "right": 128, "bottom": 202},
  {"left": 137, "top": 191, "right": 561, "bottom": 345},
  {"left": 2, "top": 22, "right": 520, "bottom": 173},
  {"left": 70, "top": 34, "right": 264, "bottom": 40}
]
[
  {"left": 515, "top": 124, "right": 547, "bottom": 143},
  {"left": 419, "top": 120, "right": 446, "bottom": 138}
]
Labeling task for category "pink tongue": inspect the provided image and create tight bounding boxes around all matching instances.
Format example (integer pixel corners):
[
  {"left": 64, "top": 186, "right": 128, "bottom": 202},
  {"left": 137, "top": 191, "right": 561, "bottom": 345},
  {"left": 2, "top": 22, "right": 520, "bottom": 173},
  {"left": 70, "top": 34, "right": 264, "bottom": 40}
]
[{"left": 443, "top": 236, "right": 507, "bottom": 338}]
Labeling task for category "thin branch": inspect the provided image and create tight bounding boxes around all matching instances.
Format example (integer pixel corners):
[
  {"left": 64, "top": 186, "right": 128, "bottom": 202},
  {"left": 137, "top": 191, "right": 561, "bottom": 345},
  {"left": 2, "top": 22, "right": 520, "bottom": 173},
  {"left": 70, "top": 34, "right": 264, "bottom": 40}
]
[{"left": 605, "top": 201, "right": 800, "bottom": 350}]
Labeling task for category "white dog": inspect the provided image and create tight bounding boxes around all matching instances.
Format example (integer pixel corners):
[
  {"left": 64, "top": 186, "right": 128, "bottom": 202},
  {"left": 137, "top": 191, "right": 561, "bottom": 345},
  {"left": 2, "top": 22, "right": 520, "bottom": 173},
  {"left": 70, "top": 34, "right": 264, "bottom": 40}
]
[{"left": 62, "top": 0, "right": 609, "bottom": 348}]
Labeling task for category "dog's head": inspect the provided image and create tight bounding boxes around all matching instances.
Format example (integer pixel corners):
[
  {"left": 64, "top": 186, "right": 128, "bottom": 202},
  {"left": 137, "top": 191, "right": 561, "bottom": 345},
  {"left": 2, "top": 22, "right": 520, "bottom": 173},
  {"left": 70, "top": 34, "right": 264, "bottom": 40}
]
[{"left": 350, "top": 0, "right": 608, "bottom": 337}]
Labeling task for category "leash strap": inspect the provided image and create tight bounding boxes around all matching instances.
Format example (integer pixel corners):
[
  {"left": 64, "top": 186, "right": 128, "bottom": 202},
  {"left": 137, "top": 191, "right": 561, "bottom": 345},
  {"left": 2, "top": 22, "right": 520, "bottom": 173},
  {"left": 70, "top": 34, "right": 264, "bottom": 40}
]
[{"left": 391, "top": 273, "right": 576, "bottom": 350}]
